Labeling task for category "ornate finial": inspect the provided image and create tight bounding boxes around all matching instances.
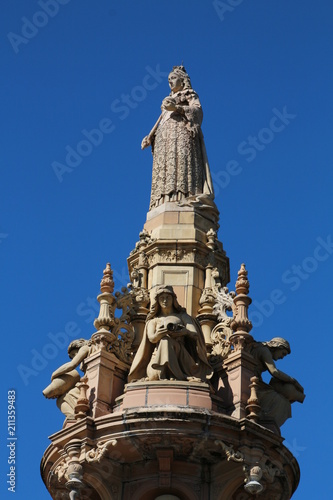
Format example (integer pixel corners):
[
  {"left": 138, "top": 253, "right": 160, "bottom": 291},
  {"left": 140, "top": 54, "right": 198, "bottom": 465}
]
[
  {"left": 246, "top": 376, "right": 261, "bottom": 423},
  {"left": 230, "top": 263, "right": 253, "bottom": 349},
  {"left": 100, "top": 263, "right": 114, "bottom": 293},
  {"left": 93, "top": 264, "right": 136, "bottom": 362},
  {"left": 93, "top": 263, "right": 116, "bottom": 342},
  {"left": 74, "top": 376, "right": 90, "bottom": 420},
  {"left": 206, "top": 228, "right": 217, "bottom": 250},
  {"left": 235, "top": 263, "right": 249, "bottom": 295}
]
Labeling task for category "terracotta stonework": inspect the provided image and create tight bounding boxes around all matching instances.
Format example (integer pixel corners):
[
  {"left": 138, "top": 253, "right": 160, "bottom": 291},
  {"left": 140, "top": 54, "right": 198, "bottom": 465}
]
[{"left": 41, "top": 66, "right": 304, "bottom": 499}]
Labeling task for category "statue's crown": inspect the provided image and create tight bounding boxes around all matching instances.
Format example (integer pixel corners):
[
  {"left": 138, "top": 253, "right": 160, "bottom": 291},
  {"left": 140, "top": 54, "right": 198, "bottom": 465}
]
[{"left": 172, "top": 65, "right": 187, "bottom": 75}]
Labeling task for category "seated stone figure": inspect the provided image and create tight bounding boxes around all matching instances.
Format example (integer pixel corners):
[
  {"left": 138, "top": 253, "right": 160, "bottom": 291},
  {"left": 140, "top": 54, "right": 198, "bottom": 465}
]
[
  {"left": 128, "top": 285, "right": 213, "bottom": 382},
  {"left": 42, "top": 338, "right": 91, "bottom": 417},
  {"left": 249, "top": 337, "right": 305, "bottom": 427}
]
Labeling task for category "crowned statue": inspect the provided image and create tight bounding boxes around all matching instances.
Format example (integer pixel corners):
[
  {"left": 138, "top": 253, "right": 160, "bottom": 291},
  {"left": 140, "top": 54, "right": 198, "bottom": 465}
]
[{"left": 142, "top": 65, "right": 214, "bottom": 210}]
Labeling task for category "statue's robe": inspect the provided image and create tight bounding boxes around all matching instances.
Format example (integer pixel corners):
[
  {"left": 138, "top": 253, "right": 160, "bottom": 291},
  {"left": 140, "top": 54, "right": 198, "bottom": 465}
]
[
  {"left": 150, "top": 88, "right": 214, "bottom": 209},
  {"left": 128, "top": 312, "right": 212, "bottom": 382}
]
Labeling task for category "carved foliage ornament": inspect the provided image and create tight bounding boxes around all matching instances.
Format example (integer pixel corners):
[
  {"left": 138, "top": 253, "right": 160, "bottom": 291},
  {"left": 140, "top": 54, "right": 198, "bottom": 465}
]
[
  {"left": 130, "top": 229, "right": 155, "bottom": 255},
  {"left": 54, "top": 457, "right": 70, "bottom": 483},
  {"left": 209, "top": 287, "right": 235, "bottom": 364},
  {"left": 145, "top": 247, "right": 209, "bottom": 268},
  {"left": 215, "top": 440, "right": 244, "bottom": 463},
  {"left": 210, "top": 323, "right": 233, "bottom": 365},
  {"left": 108, "top": 288, "right": 135, "bottom": 364},
  {"left": 85, "top": 439, "right": 118, "bottom": 463},
  {"left": 213, "top": 286, "right": 235, "bottom": 322}
]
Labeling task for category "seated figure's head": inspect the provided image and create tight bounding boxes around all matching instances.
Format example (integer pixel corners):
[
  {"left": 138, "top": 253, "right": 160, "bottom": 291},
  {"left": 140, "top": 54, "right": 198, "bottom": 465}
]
[
  {"left": 68, "top": 338, "right": 88, "bottom": 359},
  {"left": 264, "top": 337, "right": 291, "bottom": 361},
  {"left": 148, "top": 285, "right": 184, "bottom": 320}
]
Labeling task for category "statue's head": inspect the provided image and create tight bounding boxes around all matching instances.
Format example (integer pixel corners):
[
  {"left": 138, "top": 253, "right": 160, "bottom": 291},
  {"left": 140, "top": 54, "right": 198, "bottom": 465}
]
[
  {"left": 168, "top": 65, "right": 192, "bottom": 92},
  {"left": 264, "top": 337, "right": 291, "bottom": 360},
  {"left": 68, "top": 338, "right": 88, "bottom": 358},
  {"left": 147, "top": 285, "right": 184, "bottom": 319}
]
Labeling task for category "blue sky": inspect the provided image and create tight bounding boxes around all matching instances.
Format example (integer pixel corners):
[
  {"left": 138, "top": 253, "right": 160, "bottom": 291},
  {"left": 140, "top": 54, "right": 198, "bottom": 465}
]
[{"left": 1, "top": 1, "right": 332, "bottom": 498}]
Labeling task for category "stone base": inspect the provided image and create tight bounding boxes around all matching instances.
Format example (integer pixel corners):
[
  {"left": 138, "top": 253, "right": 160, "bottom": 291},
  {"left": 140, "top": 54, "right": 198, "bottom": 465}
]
[
  {"left": 128, "top": 202, "right": 229, "bottom": 316},
  {"left": 41, "top": 406, "right": 300, "bottom": 500},
  {"left": 83, "top": 349, "right": 129, "bottom": 418},
  {"left": 115, "top": 381, "right": 213, "bottom": 411},
  {"left": 144, "top": 201, "right": 219, "bottom": 237}
]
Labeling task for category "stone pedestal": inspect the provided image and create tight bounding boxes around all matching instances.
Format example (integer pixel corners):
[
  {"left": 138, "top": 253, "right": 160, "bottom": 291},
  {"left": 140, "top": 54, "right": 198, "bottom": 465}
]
[
  {"left": 116, "top": 381, "right": 213, "bottom": 412},
  {"left": 128, "top": 202, "right": 229, "bottom": 316},
  {"left": 83, "top": 349, "right": 129, "bottom": 418},
  {"left": 217, "top": 349, "right": 258, "bottom": 419}
]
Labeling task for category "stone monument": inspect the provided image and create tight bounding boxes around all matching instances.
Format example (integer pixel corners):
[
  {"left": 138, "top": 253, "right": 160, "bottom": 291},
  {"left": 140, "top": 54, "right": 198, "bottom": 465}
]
[{"left": 41, "top": 66, "right": 304, "bottom": 499}]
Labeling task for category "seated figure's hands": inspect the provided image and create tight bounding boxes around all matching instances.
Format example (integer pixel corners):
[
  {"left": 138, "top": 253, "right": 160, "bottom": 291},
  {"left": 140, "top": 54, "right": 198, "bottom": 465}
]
[
  {"left": 166, "top": 323, "right": 191, "bottom": 338},
  {"left": 155, "top": 322, "right": 169, "bottom": 337},
  {"left": 51, "top": 368, "right": 63, "bottom": 381},
  {"left": 51, "top": 362, "right": 71, "bottom": 380}
]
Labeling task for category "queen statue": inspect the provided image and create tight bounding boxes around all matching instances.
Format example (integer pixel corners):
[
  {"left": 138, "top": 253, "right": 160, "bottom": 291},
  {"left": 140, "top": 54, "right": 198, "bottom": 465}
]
[{"left": 141, "top": 65, "right": 214, "bottom": 210}]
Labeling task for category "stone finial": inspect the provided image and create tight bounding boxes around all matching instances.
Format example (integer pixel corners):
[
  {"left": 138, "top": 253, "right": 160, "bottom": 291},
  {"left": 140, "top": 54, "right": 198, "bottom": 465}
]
[
  {"left": 92, "top": 263, "right": 136, "bottom": 362},
  {"left": 74, "top": 376, "right": 90, "bottom": 420},
  {"left": 246, "top": 376, "right": 261, "bottom": 423},
  {"left": 235, "top": 263, "right": 249, "bottom": 295},
  {"left": 94, "top": 263, "right": 116, "bottom": 332},
  {"left": 230, "top": 263, "right": 253, "bottom": 349},
  {"left": 100, "top": 263, "right": 114, "bottom": 293},
  {"left": 206, "top": 228, "right": 217, "bottom": 250}
]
